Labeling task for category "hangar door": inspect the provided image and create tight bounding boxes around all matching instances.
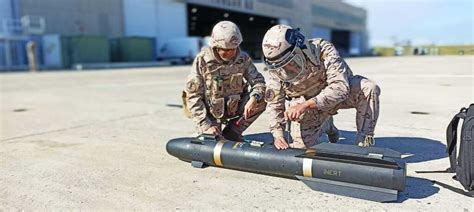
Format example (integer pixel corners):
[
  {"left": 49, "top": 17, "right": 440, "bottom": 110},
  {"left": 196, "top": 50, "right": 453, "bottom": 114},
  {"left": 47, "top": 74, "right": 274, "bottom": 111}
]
[
  {"left": 331, "top": 30, "right": 350, "bottom": 57},
  {"left": 312, "top": 26, "right": 331, "bottom": 41},
  {"left": 187, "top": 3, "right": 277, "bottom": 60}
]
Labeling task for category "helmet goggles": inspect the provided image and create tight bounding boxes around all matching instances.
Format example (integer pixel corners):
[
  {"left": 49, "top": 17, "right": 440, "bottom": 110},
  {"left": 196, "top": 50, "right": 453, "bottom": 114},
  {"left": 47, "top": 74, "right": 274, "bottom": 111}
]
[
  {"left": 264, "top": 28, "right": 307, "bottom": 82},
  {"left": 265, "top": 48, "right": 306, "bottom": 83}
]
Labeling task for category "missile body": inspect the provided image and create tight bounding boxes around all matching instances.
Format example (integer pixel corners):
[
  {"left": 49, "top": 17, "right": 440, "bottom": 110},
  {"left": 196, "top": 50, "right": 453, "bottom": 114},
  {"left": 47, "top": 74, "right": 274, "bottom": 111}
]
[{"left": 166, "top": 134, "right": 406, "bottom": 202}]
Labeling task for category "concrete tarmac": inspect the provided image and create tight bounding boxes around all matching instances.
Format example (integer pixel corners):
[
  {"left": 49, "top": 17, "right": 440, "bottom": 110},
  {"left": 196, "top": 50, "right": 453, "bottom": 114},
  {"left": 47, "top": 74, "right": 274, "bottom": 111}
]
[{"left": 1, "top": 56, "right": 473, "bottom": 210}]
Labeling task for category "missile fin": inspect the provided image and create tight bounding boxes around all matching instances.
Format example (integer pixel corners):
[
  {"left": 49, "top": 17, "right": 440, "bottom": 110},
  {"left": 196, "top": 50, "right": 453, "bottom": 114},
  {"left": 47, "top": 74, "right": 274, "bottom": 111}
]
[
  {"left": 296, "top": 175, "right": 398, "bottom": 202},
  {"left": 191, "top": 161, "right": 206, "bottom": 168}
]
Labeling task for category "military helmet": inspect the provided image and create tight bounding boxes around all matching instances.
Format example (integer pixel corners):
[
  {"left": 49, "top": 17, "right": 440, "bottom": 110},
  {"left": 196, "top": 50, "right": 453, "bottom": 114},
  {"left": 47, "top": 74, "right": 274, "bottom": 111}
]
[
  {"left": 209, "top": 21, "right": 243, "bottom": 49},
  {"left": 262, "top": 24, "right": 308, "bottom": 82}
]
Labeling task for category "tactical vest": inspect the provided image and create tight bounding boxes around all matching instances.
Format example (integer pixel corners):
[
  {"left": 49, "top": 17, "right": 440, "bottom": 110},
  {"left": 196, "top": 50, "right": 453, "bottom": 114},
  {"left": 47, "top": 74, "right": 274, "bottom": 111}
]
[
  {"left": 202, "top": 48, "right": 248, "bottom": 119},
  {"left": 284, "top": 38, "right": 352, "bottom": 101},
  {"left": 282, "top": 61, "right": 341, "bottom": 116},
  {"left": 284, "top": 54, "right": 327, "bottom": 100}
]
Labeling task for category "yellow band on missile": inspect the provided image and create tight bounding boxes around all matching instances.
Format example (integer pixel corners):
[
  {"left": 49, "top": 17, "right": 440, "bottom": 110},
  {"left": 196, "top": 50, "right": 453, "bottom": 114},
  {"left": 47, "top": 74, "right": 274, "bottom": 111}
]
[
  {"left": 213, "top": 141, "right": 225, "bottom": 166},
  {"left": 303, "top": 158, "right": 313, "bottom": 177}
]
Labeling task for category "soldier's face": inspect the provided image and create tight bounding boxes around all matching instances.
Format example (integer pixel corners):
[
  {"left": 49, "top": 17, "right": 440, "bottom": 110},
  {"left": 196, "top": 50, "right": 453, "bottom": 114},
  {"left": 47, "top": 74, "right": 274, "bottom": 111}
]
[
  {"left": 282, "top": 61, "right": 300, "bottom": 74},
  {"left": 271, "top": 53, "right": 306, "bottom": 83},
  {"left": 217, "top": 48, "right": 237, "bottom": 61}
]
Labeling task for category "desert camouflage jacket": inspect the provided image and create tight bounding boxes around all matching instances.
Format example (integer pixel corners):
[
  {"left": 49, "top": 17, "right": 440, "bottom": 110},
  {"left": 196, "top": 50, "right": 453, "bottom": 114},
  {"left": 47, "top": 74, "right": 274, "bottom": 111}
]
[
  {"left": 265, "top": 38, "right": 354, "bottom": 138},
  {"left": 184, "top": 46, "right": 265, "bottom": 131}
]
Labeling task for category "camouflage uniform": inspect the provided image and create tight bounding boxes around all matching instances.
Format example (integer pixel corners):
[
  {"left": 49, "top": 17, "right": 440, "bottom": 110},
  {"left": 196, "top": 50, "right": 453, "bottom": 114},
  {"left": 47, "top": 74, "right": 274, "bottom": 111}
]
[
  {"left": 263, "top": 25, "right": 380, "bottom": 148},
  {"left": 184, "top": 46, "right": 266, "bottom": 141}
]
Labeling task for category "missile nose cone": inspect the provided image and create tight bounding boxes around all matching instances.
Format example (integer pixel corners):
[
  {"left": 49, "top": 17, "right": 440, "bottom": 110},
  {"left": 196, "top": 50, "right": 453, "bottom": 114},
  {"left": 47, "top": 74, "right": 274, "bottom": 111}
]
[
  {"left": 166, "top": 138, "right": 182, "bottom": 156},
  {"left": 166, "top": 137, "right": 191, "bottom": 159}
]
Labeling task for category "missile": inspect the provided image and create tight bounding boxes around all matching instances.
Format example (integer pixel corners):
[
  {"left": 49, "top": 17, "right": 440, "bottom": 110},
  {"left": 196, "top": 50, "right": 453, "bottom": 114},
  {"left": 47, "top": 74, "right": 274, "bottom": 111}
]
[{"left": 166, "top": 134, "right": 406, "bottom": 202}]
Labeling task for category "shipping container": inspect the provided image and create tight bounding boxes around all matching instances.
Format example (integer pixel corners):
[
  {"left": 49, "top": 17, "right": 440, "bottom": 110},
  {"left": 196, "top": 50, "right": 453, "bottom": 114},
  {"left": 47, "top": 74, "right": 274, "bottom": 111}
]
[
  {"left": 110, "top": 36, "right": 155, "bottom": 62},
  {"left": 42, "top": 34, "right": 63, "bottom": 68},
  {"left": 0, "top": 36, "right": 28, "bottom": 71},
  {"left": 41, "top": 35, "right": 110, "bottom": 69},
  {"left": 66, "top": 35, "right": 110, "bottom": 68}
]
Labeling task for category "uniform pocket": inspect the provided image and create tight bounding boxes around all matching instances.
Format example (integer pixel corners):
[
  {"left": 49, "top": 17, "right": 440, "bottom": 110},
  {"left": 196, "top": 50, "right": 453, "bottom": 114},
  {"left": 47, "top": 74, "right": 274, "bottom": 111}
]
[
  {"left": 210, "top": 97, "right": 225, "bottom": 118},
  {"left": 229, "top": 73, "right": 243, "bottom": 92},
  {"left": 205, "top": 71, "right": 224, "bottom": 98},
  {"left": 226, "top": 94, "right": 241, "bottom": 117},
  {"left": 211, "top": 82, "right": 224, "bottom": 98}
]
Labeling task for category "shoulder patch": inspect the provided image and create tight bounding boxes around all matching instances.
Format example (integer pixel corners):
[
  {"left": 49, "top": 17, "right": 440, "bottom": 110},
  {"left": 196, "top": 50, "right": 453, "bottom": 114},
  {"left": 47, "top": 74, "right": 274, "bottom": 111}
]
[
  {"left": 185, "top": 79, "right": 198, "bottom": 93},
  {"left": 264, "top": 89, "right": 276, "bottom": 102}
]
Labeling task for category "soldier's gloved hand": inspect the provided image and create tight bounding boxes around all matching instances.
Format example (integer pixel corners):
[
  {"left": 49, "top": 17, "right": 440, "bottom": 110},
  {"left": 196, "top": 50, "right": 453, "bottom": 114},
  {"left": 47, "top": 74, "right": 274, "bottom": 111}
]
[
  {"left": 274, "top": 136, "right": 289, "bottom": 150},
  {"left": 243, "top": 96, "right": 258, "bottom": 120},
  {"left": 204, "top": 126, "right": 221, "bottom": 136},
  {"left": 285, "top": 102, "right": 309, "bottom": 121}
]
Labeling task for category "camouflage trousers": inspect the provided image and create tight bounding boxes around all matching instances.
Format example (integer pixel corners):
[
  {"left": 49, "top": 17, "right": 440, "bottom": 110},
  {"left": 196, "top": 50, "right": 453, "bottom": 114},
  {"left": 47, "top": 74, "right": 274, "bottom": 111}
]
[
  {"left": 196, "top": 92, "right": 267, "bottom": 141},
  {"left": 289, "top": 75, "right": 380, "bottom": 148}
]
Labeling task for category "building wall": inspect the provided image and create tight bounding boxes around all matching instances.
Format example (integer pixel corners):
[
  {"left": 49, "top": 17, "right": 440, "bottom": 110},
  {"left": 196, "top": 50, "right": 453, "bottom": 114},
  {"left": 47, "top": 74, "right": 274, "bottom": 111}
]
[
  {"left": 0, "top": 0, "right": 13, "bottom": 21},
  {"left": 155, "top": 0, "right": 187, "bottom": 49},
  {"left": 180, "top": 0, "right": 368, "bottom": 54},
  {"left": 349, "top": 32, "right": 361, "bottom": 55},
  {"left": 17, "top": 0, "right": 124, "bottom": 37},
  {"left": 123, "top": 0, "right": 159, "bottom": 38},
  {"left": 183, "top": 0, "right": 366, "bottom": 33},
  {"left": 310, "top": 0, "right": 366, "bottom": 31},
  {"left": 0, "top": 0, "right": 13, "bottom": 34},
  {"left": 123, "top": 0, "right": 187, "bottom": 51},
  {"left": 312, "top": 26, "right": 331, "bottom": 41},
  {"left": 11, "top": 0, "right": 368, "bottom": 54}
]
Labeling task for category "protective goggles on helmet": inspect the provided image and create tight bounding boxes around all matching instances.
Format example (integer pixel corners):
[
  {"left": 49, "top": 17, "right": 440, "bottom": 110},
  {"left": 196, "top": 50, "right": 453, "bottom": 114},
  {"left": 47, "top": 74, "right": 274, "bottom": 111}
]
[
  {"left": 266, "top": 49, "right": 307, "bottom": 83},
  {"left": 264, "top": 28, "right": 305, "bottom": 68},
  {"left": 263, "top": 28, "right": 308, "bottom": 82}
]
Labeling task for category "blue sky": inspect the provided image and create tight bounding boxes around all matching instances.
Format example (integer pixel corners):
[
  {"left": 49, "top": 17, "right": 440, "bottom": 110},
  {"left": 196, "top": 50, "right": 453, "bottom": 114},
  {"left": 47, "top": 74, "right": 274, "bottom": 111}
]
[{"left": 343, "top": 0, "right": 474, "bottom": 46}]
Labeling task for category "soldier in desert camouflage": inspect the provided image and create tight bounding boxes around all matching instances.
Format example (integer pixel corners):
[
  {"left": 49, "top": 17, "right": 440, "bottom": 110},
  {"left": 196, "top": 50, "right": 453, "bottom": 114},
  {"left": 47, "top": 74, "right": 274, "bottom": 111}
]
[
  {"left": 262, "top": 25, "right": 381, "bottom": 149},
  {"left": 183, "top": 21, "right": 266, "bottom": 141}
]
